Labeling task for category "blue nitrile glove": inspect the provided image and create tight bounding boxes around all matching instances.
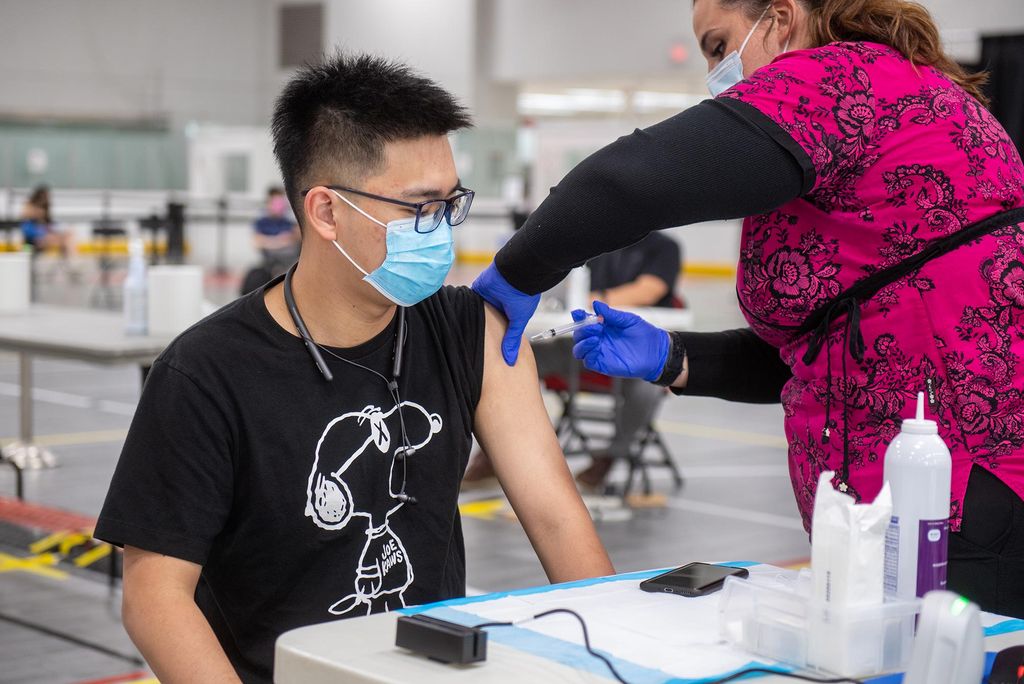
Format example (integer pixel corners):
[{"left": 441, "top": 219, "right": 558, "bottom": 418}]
[
  {"left": 471, "top": 262, "right": 541, "bottom": 366},
  {"left": 571, "top": 301, "right": 671, "bottom": 382}
]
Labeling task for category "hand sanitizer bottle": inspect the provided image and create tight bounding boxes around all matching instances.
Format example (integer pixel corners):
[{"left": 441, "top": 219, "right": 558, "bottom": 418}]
[
  {"left": 883, "top": 391, "right": 952, "bottom": 600},
  {"left": 123, "top": 234, "right": 148, "bottom": 335},
  {"left": 566, "top": 265, "right": 591, "bottom": 312}
]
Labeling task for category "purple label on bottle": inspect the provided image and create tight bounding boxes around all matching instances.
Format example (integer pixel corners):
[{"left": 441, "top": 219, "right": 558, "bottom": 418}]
[{"left": 916, "top": 518, "right": 948, "bottom": 596}]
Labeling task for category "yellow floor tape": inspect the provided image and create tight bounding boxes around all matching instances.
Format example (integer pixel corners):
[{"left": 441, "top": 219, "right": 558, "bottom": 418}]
[
  {"left": 0, "top": 552, "right": 68, "bottom": 580},
  {"left": 458, "top": 498, "right": 507, "bottom": 521},
  {"left": 73, "top": 544, "right": 111, "bottom": 568},
  {"left": 27, "top": 529, "right": 113, "bottom": 570}
]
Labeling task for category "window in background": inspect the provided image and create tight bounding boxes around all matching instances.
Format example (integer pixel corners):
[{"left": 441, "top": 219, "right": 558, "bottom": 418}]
[{"left": 222, "top": 154, "right": 250, "bottom": 194}]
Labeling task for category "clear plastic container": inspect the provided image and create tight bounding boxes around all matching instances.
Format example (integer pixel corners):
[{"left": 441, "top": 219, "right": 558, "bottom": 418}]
[{"left": 719, "top": 570, "right": 920, "bottom": 678}]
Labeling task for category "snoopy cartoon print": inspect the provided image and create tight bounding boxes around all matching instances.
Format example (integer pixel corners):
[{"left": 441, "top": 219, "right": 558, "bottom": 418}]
[{"left": 304, "top": 400, "right": 442, "bottom": 616}]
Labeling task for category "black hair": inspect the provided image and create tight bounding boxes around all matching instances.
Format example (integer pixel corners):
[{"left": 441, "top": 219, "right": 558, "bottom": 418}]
[
  {"left": 271, "top": 52, "right": 472, "bottom": 226},
  {"left": 28, "top": 185, "right": 50, "bottom": 206},
  {"left": 266, "top": 186, "right": 285, "bottom": 198}
]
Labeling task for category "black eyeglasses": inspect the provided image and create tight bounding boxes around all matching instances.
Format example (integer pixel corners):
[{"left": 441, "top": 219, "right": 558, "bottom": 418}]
[{"left": 303, "top": 184, "right": 475, "bottom": 234}]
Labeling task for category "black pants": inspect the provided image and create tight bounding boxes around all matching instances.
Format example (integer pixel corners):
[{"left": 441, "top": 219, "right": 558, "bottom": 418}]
[{"left": 947, "top": 464, "right": 1024, "bottom": 618}]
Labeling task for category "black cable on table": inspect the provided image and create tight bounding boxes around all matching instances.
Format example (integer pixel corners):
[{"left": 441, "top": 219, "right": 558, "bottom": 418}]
[
  {"left": 473, "top": 610, "right": 865, "bottom": 684},
  {"left": 475, "top": 608, "right": 630, "bottom": 683},
  {"left": 705, "top": 668, "right": 864, "bottom": 684}
]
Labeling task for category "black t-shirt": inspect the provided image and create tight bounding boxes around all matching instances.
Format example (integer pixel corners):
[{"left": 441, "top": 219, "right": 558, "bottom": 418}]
[
  {"left": 587, "top": 232, "right": 681, "bottom": 308},
  {"left": 95, "top": 280, "right": 485, "bottom": 683}
]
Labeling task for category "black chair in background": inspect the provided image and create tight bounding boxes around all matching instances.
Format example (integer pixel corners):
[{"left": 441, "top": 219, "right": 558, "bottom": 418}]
[{"left": 139, "top": 214, "right": 164, "bottom": 266}]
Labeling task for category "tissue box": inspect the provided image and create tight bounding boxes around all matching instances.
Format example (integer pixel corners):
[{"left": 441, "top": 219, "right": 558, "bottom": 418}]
[
  {"left": 0, "top": 253, "right": 30, "bottom": 313},
  {"left": 147, "top": 265, "right": 204, "bottom": 337},
  {"left": 719, "top": 571, "right": 919, "bottom": 678}
]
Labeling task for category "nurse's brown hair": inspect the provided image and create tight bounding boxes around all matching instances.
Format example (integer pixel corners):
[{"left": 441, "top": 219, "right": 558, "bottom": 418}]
[{"left": 712, "top": 0, "right": 990, "bottom": 106}]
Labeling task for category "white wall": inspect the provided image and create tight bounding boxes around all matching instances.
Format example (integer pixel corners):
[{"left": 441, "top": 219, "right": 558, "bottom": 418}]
[
  {"left": 486, "top": 0, "right": 1024, "bottom": 89},
  {"left": 924, "top": 0, "right": 1024, "bottom": 62},
  {"left": 323, "top": 0, "right": 477, "bottom": 106},
  {"left": 489, "top": 0, "right": 700, "bottom": 89},
  {"left": 4, "top": 0, "right": 1023, "bottom": 127},
  {"left": 0, "top": 0, "right": 277, "bottom": 126},
  {"left": 187, "top": 125, "right": 282, "bottom": 199}
]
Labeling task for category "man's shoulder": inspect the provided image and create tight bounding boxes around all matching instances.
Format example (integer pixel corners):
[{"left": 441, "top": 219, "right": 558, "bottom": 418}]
[
  {"left": 417, "top": 285, "right": 487, "bottom": 404},
  {"left": 157, "top": 291, "right": 267, "bottom": 374},
  {"left": 422, "top": 285, "right": 485, "bottom": 320}
]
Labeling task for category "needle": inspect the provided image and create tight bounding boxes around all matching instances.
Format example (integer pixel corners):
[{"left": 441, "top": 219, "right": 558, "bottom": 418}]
[{"left": 530, "top": 313, "right": 600, "bottom": 341}]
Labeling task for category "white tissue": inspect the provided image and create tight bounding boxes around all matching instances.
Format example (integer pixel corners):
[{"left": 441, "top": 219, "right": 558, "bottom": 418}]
[
  {"left": 811, "top": 470, "right": 892, "bottom": 608},
  {"left": 808, "top": 471, "right": 895, "bottom": 676}
]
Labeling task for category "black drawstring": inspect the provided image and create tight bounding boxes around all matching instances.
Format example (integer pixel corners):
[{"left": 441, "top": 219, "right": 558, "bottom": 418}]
[
  {"left": 802, "top": 297, "right": 866, "bottom": 494},
  {"left": 781, "top": 208, "right": 1024, "bottom": 498}
]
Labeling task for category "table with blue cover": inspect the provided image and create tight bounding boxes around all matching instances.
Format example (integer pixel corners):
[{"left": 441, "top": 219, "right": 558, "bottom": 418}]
[{"left": 275, "top": 563, "right": 1024, "bottom": 684}]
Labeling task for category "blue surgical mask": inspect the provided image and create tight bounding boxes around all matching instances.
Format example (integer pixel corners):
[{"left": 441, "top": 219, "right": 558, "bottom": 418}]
[
  {"left": 330, "top": 190, "right": 454, "bottom": 307},
  {"left": 706, "top": 5, "right": 771, "bottom": 97}
]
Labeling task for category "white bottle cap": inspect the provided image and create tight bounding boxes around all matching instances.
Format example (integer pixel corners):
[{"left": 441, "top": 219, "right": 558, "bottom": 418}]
[{"left": 900, "top": 391, "right": 937, "bottom": 435}]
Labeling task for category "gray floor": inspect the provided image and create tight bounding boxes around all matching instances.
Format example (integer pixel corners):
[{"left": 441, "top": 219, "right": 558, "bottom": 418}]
[{"left": 0, "top": 263, "right": 809, "bottom": 683}]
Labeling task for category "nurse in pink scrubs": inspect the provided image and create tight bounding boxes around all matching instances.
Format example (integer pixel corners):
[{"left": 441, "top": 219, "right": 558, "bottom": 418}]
[{"left": 473, "top": 0, "right": 1024, "bottom": 617}]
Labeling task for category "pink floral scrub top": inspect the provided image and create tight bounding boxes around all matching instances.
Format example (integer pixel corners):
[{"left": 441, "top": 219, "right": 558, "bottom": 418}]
[{"left": 720, "top": 42, "right": 1024, "bottom": 532}]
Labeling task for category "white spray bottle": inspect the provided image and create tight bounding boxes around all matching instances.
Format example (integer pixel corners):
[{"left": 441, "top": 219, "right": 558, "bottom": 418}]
[
  {"left": 123, "top": 229, "right": 148, "bottom": 336},
  {"left": 883, "top": 391, "right": 952, "bottom": 600}
]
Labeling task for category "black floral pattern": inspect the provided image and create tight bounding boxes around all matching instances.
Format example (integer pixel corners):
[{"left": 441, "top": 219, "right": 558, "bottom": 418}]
[
  {"left": 883, "top": 164, "right": 968, "bottom": 234},
  {"left": 722, "top": 42, "right": 1024, "bottom": 532}
]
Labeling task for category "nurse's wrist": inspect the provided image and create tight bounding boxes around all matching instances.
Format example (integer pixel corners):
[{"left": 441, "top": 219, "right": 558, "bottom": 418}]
[
  {"left": 653, "top": 332, "right": 687, "bottom": 387},
  {"left": 670, "top": 353, "right": 689, "bottom": 389}
]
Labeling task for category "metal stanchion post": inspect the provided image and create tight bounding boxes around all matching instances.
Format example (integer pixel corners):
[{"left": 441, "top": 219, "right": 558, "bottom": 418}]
[
  {"left": 166, "top": 202, "right": 185, "bottom": 265},
  {"left": 215, "top": 196, "right": 229, "bottom": 275}
]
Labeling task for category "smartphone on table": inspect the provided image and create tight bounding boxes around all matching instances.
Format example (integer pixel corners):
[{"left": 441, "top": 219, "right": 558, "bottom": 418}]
[{"left": 639, "top": 562, "right": 749, "bottom": 597}]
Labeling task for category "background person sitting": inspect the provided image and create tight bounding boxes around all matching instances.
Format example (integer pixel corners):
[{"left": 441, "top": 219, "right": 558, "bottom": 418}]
[
  {"left": 463, "top": 231, "right": 683, "bottom": 492},
  {"left": 20, "top": 185, "right": 73, "bottom": 256},
  {"left": 252, "top": 186, "right": 301, "bottom": 272},
  {"left": 241, "top": 187, "right": 303, "bottom": 294}
]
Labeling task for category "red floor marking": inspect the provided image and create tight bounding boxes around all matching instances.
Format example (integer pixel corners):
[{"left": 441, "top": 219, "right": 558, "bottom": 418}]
[{"left": 0, "top": 496, "right": 97, "bottom": 533}]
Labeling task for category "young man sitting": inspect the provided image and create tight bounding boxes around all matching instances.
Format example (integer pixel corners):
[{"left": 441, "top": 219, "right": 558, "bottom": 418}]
[{"left": 95, "top": 53, "right": 614, "bottom": 684}]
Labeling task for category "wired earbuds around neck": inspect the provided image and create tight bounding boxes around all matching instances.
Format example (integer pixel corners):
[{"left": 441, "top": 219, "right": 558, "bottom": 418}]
[{"left": 283, "top": 264, "right": 417, "bottom": 504}]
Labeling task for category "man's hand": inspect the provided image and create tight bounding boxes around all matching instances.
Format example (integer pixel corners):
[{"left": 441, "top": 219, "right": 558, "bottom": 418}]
[
  {"left": 471, "top": 263, "right": 541, "bottom": 366},
  {"left": 572, "top": 301, "right": 670, "bottom": 381},
  {"left": 122, "top": 546, "right": 241, "bottom": 683},
  {"left": 473, "top": 303, "right": 615, "bottom": 583}
]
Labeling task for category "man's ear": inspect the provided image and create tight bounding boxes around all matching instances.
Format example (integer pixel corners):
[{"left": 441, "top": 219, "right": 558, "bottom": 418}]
[{"left": 303, "top": 186, "right": 340, "bottom": 242}]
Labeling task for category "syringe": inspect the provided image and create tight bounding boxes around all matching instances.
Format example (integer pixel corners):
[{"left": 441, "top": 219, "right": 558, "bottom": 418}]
[{"left": 530, "top": 313, "right": 600, "bottom": 341}]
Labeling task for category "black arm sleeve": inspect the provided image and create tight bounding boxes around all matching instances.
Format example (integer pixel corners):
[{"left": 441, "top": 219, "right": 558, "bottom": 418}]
[
  {"left": 671, "top": 327, "right": 792, "bottom": 404},
  {"left": 495, "top": 98, "right": 815, "bottom": 294}
]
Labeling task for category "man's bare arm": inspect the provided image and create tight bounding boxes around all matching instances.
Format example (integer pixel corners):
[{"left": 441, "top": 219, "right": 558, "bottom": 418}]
[
  {"left": 122, "top": 546, "right": 241, "bottom": 684},
  {"left": 473, "top": 304, "right": 615, "bottom": 583}
]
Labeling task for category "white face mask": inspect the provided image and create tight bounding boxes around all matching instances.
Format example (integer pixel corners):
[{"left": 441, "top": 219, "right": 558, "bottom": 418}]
[{"left": 705, "top": 5, "right": 771, "bottom": 97}]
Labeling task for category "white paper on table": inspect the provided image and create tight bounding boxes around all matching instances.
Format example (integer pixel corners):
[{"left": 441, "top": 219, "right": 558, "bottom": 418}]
[{"left": 424, "top": 565, "right": 786, "bottom": 680}]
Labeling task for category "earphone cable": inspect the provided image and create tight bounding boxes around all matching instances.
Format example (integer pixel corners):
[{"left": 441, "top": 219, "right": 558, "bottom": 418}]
[{"left": 314, "top": 341, "right": 415, "bottom": 499}]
